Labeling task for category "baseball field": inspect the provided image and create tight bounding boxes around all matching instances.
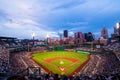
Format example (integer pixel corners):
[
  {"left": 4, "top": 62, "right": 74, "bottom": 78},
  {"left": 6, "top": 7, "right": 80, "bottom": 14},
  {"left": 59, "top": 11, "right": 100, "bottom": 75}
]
[{"left": 32, "top": 51, "right": 90, "bottom": 76}]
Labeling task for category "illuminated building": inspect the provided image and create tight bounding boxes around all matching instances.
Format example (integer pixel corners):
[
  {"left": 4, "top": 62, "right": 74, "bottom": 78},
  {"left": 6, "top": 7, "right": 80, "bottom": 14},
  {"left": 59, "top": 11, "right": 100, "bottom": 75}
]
[{"left": 101, "top": 27, "right": 108, "bottom": 39}]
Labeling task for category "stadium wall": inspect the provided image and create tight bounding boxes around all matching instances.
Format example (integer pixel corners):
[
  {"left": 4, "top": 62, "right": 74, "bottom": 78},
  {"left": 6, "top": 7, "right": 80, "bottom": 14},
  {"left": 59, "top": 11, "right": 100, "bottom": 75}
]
[{"left": 55, "top": 46, "right": 65, "bottom": 51}]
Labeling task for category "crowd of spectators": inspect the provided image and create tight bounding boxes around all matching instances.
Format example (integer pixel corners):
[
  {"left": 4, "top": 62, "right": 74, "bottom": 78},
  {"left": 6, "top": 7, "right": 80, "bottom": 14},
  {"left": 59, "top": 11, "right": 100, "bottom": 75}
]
[
  {"left": 31, "top": 46, "right": 47, "bottom": 53},
  {"left": 9, "top": 48, "right": 46, "bottom": 75},
  {"left": 7, "top": 71, "right": 120, "bottom": 80},
  {"left": 0, "top": 43, "right": 9, "bottom": 73},
  {"left": 104, "top": 42, "right": 120, "bottom": 60},
  {"left": 0, "top": 40, "right": 28, "bottom": 73},
  {"left": 75, "top": 47, "right": 102, "bottom": 53},
  {"left": 9, "top": 52, "right": 26, "bottom": 75},
  {"left": 81, "top": 52, "right": 120, "bottom": 75}
]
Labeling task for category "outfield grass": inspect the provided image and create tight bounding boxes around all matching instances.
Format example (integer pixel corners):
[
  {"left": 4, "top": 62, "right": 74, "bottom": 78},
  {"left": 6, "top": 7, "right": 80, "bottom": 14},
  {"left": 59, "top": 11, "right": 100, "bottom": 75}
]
[{"left": 32, "top": 51, "right": 89, "bottom": 76}]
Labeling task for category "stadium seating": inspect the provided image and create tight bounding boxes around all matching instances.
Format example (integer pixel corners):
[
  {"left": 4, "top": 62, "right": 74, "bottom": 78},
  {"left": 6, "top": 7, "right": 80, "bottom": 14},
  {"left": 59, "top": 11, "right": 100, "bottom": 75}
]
[{"left": 0, "top": 41, "right": 120, "bottom": 80}]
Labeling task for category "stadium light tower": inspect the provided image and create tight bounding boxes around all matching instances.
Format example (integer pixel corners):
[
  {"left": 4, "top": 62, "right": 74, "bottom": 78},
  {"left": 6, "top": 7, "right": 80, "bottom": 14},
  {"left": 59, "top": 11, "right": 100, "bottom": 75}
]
[
  {"left": 32, "top": 32, "right": 35, "bottom": 45},
  {"left": 46, "top": 34, "right": 50, "bottom": 45},
  {"left": 46, "top": 34, "right": 50, "bottom": 39},
  {"left": 116, "top": 22, "right": 120, "bottom": 42}
]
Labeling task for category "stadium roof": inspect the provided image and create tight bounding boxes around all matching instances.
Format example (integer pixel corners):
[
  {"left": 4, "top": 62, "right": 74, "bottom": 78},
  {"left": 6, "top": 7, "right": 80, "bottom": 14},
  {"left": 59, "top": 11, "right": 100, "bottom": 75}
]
[{"left": 0, "top": 36, "right": 16, "bottom": 40}]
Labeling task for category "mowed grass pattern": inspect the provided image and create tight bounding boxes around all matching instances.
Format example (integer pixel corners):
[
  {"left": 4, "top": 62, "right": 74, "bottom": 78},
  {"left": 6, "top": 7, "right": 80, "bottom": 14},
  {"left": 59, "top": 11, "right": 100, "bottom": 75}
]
[{"left": 32, "top": 51, "right": 89, "bottom": 75}]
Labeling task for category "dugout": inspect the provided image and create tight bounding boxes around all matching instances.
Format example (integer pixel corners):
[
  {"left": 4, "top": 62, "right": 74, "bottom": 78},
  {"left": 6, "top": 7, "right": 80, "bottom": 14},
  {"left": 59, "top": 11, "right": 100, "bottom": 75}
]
[{"left": 55, "top": 46, "right": 64, "bottom": 51}]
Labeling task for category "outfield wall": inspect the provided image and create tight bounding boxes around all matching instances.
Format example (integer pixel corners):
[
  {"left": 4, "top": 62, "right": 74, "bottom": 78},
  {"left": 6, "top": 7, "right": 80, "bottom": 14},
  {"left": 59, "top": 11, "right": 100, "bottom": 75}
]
[
  {"left": 75, "top": 50, "right": 90, "bottom": 54},
  {"left": 55, "top": 46, "right": 64, "bottom": 51}
]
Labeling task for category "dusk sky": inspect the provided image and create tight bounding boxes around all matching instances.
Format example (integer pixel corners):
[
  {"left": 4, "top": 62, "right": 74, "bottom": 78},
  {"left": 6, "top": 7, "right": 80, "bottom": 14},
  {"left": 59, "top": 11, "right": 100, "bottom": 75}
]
[{"left": 0, "top": 0, "right": 120, "bottom": 39}]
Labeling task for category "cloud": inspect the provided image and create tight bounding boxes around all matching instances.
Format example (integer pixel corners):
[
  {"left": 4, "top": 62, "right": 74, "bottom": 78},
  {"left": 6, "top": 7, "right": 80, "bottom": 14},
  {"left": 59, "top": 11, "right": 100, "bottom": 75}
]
[
  {"left": 67, "top": 22, "right": 88, "bottom": 26},
  {"left": 107, "top": 27, "right": 114, "bottom": 37},
  {"left": 0, "top": 0, "right": 54, "bottom": 39},
  {"left": 69, "top": 26, "right": 89, "bottom": 32},
  {"left": 4, "top": 22, "right": 22, "bottom": 29},
  {"left": 97, "top": 1, "right": 120, "bottom": 15},
  {"left": 0, "top": 9, "right": 8, "bottom": 18},
  {"left": 69, "top": 31, "right": 74, "bottom": 36},
  {"left": 46, "top": 32, "right": 60, "bottom": 38},
  {"left": 52, "top": 0, "right": 86, "bottom": 10},
  {"left": 1, "top": 25, "right": 53, "bottom": 39},
  {"left": 93, "top": 32, "right": 101, "bottom": 38},
  {"left": 0, "top": 0, "right": 120, "bottom": 39},
  {"left": 0, "top": 25, "right": 2, "bottom": 28}
]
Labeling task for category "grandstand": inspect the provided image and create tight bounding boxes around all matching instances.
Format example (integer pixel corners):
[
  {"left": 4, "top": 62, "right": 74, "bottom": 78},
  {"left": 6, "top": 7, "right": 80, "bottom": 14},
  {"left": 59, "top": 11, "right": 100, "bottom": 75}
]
[{"left": 0, "top": 36, "right": 120, "bottom": 80}]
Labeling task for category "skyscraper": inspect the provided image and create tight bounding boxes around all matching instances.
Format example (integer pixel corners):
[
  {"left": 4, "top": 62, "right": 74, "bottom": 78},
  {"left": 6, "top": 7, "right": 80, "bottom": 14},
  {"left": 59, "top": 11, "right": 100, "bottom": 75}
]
[
  {"left": 87, "top": 32, "right": 94, "bottom": 42},
  {"left": 60, "top": 34, "right": 62, "bottom": 40},
  {"left": 74, "top": 32, "right": 85, "bottom": 46},
  {"left": 114, "top": 26, "right": 118, "bottom": 34},
  {"left": 64, "top": 30, "right": 68, "bottom": 38},
  {"left": 83, "top": 32, "right": 94, "bottom": 42},
  {"left": 101, "top": 27, "right": 108, "bottom": 39},
  {"left": 60, "top": 34, "right": 63, "bottom": 45}
]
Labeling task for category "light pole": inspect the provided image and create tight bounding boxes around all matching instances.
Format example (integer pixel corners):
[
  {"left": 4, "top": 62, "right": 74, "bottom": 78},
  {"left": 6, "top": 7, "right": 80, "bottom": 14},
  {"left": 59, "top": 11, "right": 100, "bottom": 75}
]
[
  {"left": 116, "top": 23, "right": 120, "bottom": 42},
  {"left": 46, "top": 34, "right": 50, "bottom": 45},
  {"left": 32, "top": 32, "right": 35, "bottom": 46}
]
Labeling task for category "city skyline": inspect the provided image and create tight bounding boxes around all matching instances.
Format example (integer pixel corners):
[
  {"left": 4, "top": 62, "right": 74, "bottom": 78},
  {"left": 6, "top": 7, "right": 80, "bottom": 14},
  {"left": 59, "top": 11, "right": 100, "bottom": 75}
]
[{"left": 0, "top": 0, "right": 120, "bottom": 39}]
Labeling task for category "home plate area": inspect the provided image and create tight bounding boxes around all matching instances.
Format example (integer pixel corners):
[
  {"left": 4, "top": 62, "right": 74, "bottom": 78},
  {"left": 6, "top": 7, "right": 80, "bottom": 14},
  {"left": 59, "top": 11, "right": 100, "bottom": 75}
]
[{"left": 44, "top": 57, "right": 80, "bottom": 73}]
